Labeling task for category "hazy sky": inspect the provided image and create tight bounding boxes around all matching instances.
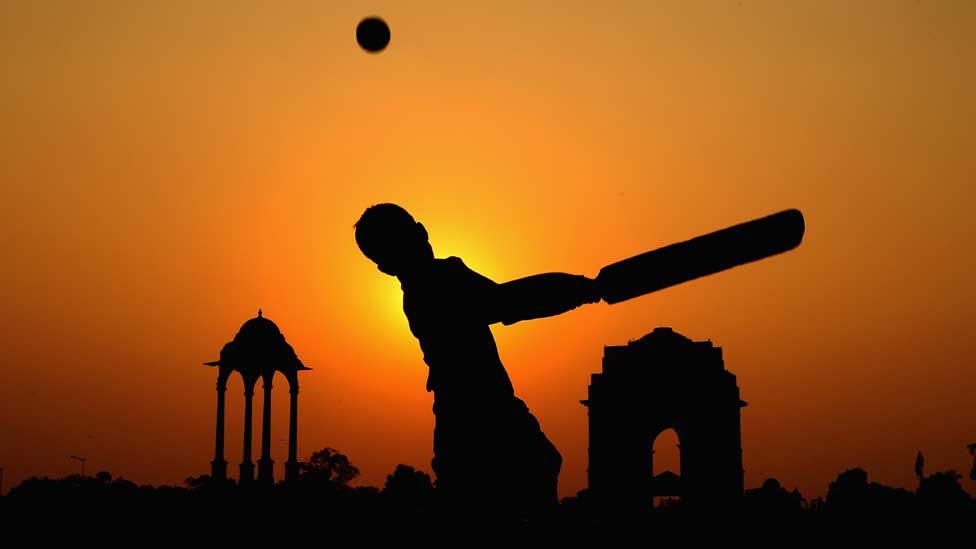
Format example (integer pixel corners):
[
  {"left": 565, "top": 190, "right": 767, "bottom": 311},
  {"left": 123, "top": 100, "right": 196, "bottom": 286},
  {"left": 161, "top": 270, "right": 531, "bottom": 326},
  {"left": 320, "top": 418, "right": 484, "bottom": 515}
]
[{"left": 1, "top": 1, "right": 974, "bottom": 498}]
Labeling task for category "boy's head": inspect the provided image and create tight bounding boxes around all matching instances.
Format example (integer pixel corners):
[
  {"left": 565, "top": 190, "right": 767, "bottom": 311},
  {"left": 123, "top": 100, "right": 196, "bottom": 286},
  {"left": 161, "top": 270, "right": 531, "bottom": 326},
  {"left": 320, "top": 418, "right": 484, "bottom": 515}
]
[{"left": 355, "top": 203, "right": 433, "bottom": 276}]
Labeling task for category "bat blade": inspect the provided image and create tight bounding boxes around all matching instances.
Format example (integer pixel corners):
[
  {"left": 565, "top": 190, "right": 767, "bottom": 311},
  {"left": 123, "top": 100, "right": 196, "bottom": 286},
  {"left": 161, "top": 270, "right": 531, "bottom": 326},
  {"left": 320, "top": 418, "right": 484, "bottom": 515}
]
[{"left": 596, "top": 209, "right": 805, "bottom": 304}]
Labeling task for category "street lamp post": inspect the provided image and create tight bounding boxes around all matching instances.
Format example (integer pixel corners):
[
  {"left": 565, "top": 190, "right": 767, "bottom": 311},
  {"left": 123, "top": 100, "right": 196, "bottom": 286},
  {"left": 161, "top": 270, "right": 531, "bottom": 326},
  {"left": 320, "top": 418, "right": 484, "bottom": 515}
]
[{"left": 70, "top": 455, "right": 87, "bottom": 477}]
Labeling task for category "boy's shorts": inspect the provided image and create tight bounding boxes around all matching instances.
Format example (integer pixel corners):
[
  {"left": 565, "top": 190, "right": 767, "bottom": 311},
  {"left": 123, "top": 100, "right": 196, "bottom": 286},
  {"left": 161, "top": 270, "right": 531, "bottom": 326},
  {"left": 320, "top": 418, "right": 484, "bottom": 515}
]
[{"left": 431, "top": 396, "right": 562, "bottom": 512}]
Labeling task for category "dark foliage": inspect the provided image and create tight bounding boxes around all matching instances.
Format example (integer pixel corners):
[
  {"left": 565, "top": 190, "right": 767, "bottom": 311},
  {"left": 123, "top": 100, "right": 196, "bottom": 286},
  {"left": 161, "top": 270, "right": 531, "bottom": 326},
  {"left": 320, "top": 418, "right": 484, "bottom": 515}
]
[{"left": 3, "top": 447, "right": 973, "bottom": 530}]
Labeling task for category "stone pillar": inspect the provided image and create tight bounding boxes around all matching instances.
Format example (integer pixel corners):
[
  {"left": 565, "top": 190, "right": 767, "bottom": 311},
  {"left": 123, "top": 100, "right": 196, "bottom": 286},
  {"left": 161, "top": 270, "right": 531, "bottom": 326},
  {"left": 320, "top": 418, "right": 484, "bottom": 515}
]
[
  {"left": 210, "top": 373, "right": 228, "bottom": 481},
  {"left": 257, "top": 375, "right": 275, "bottom": 485},
  {"left": 239, "top": 379, "right": 256, "bottom": 484},
  {"left": 285, "top": 377, "right": 300, "bottom": 482}
]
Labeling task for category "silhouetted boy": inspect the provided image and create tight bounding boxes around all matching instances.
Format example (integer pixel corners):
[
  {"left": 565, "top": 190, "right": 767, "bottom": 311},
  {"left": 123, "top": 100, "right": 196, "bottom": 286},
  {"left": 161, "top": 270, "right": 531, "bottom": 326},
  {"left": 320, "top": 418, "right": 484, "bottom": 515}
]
[{"left": 355, "top": 204, "right": 600, "bottom": 517}]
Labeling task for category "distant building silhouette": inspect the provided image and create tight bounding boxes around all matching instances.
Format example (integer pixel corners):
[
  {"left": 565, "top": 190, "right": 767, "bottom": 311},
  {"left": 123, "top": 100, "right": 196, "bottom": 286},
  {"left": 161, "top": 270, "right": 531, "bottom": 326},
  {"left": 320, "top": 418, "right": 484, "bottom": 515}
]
[
  {"left": 205, "top": 310, "right": 311, "bottom": 485},
  {"left": 582, "top": 327, "right": 746, "bottom": 509}
]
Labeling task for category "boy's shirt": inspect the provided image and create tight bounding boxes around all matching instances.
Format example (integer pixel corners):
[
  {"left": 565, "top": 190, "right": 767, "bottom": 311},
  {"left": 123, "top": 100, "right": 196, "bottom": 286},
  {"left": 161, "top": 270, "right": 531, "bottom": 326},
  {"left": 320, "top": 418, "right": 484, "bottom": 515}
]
[
  {"left": 400, "top": 255, "right": 563, "bottom": 502},
  {"left": 400, "top": 256, "right": 517, "bottom": 410}
]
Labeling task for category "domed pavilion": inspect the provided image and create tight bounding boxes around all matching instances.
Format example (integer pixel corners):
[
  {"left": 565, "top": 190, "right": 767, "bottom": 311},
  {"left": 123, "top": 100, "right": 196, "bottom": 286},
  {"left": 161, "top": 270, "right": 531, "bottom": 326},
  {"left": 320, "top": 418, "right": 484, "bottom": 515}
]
[{"left": 205, "top": 310, "right": 310, "bottom": 484}]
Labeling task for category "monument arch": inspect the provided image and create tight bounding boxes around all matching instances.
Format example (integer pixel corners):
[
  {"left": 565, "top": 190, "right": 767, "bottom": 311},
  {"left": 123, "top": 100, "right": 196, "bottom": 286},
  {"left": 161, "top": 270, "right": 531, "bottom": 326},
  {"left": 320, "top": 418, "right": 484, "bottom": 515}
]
[{"left": 582, "top": 327, "right": 746, "bottom": 509}]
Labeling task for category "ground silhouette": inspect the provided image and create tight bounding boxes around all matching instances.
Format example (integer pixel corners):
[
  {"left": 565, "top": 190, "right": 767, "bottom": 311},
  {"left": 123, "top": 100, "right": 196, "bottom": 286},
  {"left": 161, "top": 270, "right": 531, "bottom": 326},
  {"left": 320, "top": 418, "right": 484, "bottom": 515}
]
[{"left": 5, "top": 445, "right": 973, "bottom": 530}]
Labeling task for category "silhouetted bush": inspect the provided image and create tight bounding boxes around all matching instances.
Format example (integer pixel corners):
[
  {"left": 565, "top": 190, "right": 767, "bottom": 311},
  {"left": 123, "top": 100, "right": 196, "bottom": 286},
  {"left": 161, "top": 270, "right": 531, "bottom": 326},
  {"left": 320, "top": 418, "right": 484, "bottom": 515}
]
[
  {"left": 5, "top": 451, "right": 973, "bottom": 527},
  {"left": 743, "top": 478, "right": 805, "bottom": 515},
  {"left": 917, "top": 470, "right": 971, "bottom": 513},
  {"left": 381, "top": 464, "right": 434, "bottom": 511},
  {"left": 825, "top": 468, "right": 914, "bottom": 515}
]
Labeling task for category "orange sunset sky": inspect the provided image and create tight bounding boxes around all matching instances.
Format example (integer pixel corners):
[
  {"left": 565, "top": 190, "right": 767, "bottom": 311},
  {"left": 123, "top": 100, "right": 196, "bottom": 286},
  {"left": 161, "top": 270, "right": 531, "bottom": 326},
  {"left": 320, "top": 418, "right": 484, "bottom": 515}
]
[{"left": 1, "top": 1, "right": 974, "bottom": 499}]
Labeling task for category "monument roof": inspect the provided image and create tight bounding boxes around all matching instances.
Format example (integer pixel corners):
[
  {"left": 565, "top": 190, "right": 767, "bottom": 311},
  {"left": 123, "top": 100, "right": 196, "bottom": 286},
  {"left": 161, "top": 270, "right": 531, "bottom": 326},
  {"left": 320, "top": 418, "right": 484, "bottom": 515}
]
[
  {"left": 632, "top": 327, "right": 693, "bottom": 345},
  {"left": 204, "top": 310, "right": 310, "bottom": 373},
  {"left": 236, "top": 309, "right": 281, "bottom": 340}
]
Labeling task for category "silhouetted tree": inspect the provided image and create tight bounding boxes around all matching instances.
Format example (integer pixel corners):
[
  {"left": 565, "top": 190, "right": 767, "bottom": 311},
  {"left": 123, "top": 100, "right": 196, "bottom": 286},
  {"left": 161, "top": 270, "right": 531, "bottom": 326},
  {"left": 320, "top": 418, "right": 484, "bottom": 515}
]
[
  {"left": 807, "top": 496, "right": 825, "bottom": 513},
  {"left": 298, "top": 447, "right": 360, "bottom": 486},
  {"left": 7, "top": 476, "right": 59, "bottom": 499},
  {"left": 8, "top": 472, "right": 162, "bottom": 502},
  {"left": 381, "top": 464, "right": 434, "bottom": 509},
  {"left": 917, "top": 470, "right": 971, "bottom": 512},
  {"left": 825, "top": 468, "right": 913, "bottom": 515},
  {"left": 826, "top": 467, "right": 869, "bottom": 513}
]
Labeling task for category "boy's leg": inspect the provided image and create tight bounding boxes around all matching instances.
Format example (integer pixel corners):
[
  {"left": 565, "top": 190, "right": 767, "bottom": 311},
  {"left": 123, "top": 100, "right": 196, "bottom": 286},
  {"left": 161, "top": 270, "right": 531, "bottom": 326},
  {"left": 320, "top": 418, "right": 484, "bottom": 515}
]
[{"left": 506, "top": 398, "right": 563, "bottom": 513}]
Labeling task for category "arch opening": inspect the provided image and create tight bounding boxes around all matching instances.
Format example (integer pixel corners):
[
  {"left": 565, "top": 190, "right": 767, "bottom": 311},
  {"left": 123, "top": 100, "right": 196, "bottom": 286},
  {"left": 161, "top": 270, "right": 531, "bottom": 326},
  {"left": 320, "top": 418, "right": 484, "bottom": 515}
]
[
  {"left": 223, "top": 372, "right": 244, "bottom": 470},
  {"left": 651, "top": 428, "right": 681, "bottom": 508}
]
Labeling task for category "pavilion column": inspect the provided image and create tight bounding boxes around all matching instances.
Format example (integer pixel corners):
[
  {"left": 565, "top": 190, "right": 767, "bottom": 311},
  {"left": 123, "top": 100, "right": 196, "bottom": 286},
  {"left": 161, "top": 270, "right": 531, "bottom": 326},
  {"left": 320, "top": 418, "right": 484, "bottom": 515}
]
[
  {"left": 257, "top": 376, "right": 275, "bottom": 485},
  {"left": 285, "top": 377, "right": 300, "bottom": 482},
  {"left": 210, "top": 373, "right": 228, "bottom": 481},
  {"left": 239, "top": 379, "right": 256, "bottom": 484}
]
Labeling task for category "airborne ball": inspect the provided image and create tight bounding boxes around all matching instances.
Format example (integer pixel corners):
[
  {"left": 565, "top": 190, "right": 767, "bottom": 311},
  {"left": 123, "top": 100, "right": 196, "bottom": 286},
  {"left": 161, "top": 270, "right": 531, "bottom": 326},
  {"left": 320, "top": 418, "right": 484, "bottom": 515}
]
[{"left": 356, "top": 17, "right": 390, "bottom": 53}]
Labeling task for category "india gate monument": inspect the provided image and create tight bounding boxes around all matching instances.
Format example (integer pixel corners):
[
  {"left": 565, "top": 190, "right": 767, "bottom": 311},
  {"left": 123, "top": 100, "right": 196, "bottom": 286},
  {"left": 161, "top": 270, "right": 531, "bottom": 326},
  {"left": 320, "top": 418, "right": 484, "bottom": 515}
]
[
  {"left": 582, "top": 327, "right": 746, "bottom": 509},
  {"left": 205, "top": 310, "right": 310, "bottom": 485}
]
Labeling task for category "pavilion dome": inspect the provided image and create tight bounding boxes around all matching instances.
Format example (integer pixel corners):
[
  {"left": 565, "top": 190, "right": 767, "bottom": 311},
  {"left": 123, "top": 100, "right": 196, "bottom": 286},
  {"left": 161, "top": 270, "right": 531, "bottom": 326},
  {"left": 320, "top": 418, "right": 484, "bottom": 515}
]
[
  {"left": 205, "top": 310, "right": 309, "bottom": 375},
  {"left": 235, "top": 309, "right": 283, "bottom": 343}
]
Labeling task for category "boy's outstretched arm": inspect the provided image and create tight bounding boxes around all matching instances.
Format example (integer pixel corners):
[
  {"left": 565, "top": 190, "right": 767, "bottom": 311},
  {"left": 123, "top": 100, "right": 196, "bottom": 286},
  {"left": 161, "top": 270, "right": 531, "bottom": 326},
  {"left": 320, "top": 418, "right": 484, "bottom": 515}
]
[
  {"left": 448, "top": 256, "right": 600, "bottom": 325},
  {"left": 491, "top": 272, "right": 602, "bottom": 325}
]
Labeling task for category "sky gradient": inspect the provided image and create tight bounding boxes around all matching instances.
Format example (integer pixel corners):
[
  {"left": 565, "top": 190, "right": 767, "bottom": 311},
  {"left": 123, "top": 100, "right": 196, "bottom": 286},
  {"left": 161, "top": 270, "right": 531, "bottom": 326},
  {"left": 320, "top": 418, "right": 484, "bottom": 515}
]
[{"left": 1, "top": 0, "right": 974, "bottom": 498}]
